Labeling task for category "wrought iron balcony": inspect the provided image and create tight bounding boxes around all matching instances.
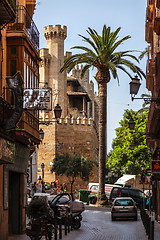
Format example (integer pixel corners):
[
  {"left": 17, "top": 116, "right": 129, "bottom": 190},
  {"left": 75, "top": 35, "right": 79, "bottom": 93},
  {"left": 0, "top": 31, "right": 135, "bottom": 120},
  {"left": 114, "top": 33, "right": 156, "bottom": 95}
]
[
  {"left": 0, "top": 0, "right": 16, "bottom": 26},
  {"left": 0, "top": 86, "right": 40, "bottom": 144},
  {"left": 16, "top": 110, "right": 40, "bottom": 144},
  {"left": 7, "top": 5, "right": 39, "bottom": 50}
]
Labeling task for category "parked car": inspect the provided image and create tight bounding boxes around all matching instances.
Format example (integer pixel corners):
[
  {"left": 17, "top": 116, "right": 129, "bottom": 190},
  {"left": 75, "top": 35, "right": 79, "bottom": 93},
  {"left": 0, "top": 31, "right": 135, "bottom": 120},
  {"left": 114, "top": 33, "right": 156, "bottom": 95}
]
[
  {"left": 87, "top": 183, "right": 120, "bottom": 204},
  {"left": 111, "top": 197, "right": 137, "bottom": 221},
  {"left": 110, "top": 187, "right": 148, "bottom": 208},
  {"left": 32, "top": 192, "right": 51, "bottom": 201},
  {"left": 49, "top": 193, "right": 85, "bottom": 229}
]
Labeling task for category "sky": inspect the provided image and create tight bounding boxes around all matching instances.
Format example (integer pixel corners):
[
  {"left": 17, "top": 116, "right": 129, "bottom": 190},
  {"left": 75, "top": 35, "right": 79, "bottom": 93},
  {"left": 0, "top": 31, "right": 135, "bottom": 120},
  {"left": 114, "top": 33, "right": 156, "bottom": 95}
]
[{"left": 33, "top": 0, "right": 149, "bottom": 153}]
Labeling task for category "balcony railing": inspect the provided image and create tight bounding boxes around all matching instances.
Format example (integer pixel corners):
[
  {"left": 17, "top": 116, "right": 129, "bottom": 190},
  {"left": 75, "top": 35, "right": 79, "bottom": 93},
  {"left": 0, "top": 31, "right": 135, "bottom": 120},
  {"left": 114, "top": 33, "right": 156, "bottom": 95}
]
[
  {"left": 8, "top": 0, "right": 16, "bottom": 11},
  {"left": 0, "top": 0, "right": 16, "bottom": 26},
  {"left": 7, "top": 5, "right": 39, "bottom": 50},
  {"left": 17, "top": 110, "right": 40, "bottom": 143}
]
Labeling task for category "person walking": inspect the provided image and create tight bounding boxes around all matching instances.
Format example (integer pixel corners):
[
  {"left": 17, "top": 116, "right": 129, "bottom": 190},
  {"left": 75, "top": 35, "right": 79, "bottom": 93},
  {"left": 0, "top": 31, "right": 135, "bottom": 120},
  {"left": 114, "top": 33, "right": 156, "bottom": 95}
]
[
  {"left": 32, "top": 182, "right": 37, "bottom": 195},
  {"left": 60, "top": 184, "right": 64, "bottom": 193},
  {"left": 37, "top": 176, "right": 43, "bottom": 192},
  {"left": 57, "top": 185, "right": 61, "bottom": 194}
]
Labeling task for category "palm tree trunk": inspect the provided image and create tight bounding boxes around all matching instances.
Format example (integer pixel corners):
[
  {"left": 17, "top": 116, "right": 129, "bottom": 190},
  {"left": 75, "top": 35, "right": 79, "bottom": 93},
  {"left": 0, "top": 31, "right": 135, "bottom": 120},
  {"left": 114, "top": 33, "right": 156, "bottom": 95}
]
[{"left": 98, "top": 79, "right": 107, "bottom": 200}]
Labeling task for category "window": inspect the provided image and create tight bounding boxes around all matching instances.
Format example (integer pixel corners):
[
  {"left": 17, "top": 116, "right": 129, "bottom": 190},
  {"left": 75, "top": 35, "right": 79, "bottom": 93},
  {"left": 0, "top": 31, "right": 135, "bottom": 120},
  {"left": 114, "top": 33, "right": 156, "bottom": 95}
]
[
  {"left": 24, "top": 49, "right": 39, "bottom": 90},
  {"left": 114, "top": 199, "right": 134, "bottom": 206}
]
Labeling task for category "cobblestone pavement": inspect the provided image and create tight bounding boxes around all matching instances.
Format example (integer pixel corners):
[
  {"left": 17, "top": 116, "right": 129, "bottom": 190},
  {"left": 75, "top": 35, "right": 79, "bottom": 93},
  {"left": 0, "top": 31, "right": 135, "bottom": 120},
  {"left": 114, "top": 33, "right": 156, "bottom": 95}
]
[
  {"left": 9, "top": 206, "right": 160, "bottom": 240},
  {"left": 62, "top": 208, "right": 148, "bottom": 240}
]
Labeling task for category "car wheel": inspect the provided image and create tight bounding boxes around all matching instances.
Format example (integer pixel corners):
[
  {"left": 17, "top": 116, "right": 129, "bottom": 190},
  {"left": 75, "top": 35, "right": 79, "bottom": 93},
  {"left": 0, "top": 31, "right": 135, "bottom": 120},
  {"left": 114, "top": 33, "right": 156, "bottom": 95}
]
[
  {"left": 90, "top": 197, "right": 97, "bottom": 204},
  {"left": 73, "top": 218, "right": 81, "bottom": 229}
]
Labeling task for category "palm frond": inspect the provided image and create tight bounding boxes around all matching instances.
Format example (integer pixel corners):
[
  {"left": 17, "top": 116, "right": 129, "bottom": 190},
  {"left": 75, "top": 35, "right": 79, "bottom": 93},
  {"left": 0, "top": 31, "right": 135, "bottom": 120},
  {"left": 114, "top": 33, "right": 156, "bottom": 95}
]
[{"left": 60, "top": 25, "right": 145, "bottom": 83}]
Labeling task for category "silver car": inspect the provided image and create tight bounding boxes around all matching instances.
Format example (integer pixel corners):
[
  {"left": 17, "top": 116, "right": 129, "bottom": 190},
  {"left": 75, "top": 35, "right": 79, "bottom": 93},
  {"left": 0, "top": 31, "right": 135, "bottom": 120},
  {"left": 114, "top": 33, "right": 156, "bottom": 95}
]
[{"left": 111, "top": 197, "right": 137, "bottom": 221}]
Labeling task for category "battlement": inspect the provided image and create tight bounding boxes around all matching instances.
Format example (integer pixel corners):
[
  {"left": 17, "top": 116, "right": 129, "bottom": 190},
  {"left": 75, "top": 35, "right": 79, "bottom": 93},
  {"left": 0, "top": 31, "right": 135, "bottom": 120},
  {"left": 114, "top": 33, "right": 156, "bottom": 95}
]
[
  {"left": 44, "top": 24, "right": 67, "bottom": 40},
  {"left": 40, "top": 113, "right": 96, "bottom": 126}
]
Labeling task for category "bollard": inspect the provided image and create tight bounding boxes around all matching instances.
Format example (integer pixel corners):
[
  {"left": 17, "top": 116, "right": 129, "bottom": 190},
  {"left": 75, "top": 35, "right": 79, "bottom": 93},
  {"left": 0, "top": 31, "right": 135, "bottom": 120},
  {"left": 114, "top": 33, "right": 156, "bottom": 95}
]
[
  {"left": 65, "top": 217, "right": 67, "bottom": 235},
  {"left": 68, "top": 215, "right": 70, "bottom": 233},
  {"left": 148, "top": 217, "right": 151, "bottom": 240},
  {"left": 151, "top": 220, "right": 154, "bottom": 240},
  {"left": 71, "top": 215, "right": 73, "bottom": 231},
  {"left": 54, "top": 224, "right": 57, "bottom": 240}
]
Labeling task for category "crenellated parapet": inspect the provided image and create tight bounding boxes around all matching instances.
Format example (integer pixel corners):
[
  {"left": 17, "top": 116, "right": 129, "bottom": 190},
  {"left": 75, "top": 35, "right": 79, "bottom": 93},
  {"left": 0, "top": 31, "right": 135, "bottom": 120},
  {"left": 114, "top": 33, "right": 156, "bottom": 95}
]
[
  {"left": 44, "top": 24, "right": 67, "bottom": 41},
  {"left": 58, "top": 116, "right": 95, "bottom": 126}
]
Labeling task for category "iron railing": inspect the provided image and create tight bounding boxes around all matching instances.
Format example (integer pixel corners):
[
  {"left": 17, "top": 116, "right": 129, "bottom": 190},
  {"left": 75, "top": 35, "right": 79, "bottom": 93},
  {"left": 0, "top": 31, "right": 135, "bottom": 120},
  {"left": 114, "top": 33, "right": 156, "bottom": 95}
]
[
  {"left": 7, "top": 5, "right": 39, "bottom": 50},
  {"left": 8, "top": 0, "right": 16, "bottom": 11}
]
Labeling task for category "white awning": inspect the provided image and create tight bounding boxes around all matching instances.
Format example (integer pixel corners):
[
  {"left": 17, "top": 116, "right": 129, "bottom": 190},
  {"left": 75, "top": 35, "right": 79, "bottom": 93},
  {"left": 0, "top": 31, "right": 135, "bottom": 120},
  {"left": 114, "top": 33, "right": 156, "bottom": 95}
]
[{"left": 115, "top": 174, "right": 136, "bottom": 184}]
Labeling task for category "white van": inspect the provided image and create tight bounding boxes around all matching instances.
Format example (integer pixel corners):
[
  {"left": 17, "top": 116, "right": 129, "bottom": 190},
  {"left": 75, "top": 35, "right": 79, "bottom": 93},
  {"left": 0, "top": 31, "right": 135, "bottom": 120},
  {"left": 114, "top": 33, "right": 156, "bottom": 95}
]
[{"left": 87, "top": 183, "right": 120, "bottom": 204}]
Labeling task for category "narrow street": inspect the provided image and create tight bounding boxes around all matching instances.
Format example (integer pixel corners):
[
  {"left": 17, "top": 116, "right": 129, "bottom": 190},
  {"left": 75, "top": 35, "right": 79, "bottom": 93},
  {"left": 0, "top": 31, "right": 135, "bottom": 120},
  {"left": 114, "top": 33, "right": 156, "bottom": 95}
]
[
  {"left": 61, "top": 206, "right": 148, "bottom": 240},
  {"left": 9, "top": 205, "right": 160, "bottom": 240}
]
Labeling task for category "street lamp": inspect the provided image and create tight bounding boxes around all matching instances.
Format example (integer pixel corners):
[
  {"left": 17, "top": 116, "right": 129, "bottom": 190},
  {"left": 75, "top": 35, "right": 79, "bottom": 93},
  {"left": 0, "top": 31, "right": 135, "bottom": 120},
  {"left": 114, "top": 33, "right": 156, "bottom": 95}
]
[
  {"left": 54, "top": 104, "right": 62, "bottom": 119},
  {"left": 41, "top": 163, "right": 45, "bottom": 192},
  {"left": 129, "top": 75, "right": 160, "bottom": 103},
  {"left": 129, "top": 75, "right": 141, "bottom": 100},
  {"left": 39, "top": 104, "right": 62, "bottom": 125},
  {"left": 39, "top": 128, "right": 44, "bottom": 140}
]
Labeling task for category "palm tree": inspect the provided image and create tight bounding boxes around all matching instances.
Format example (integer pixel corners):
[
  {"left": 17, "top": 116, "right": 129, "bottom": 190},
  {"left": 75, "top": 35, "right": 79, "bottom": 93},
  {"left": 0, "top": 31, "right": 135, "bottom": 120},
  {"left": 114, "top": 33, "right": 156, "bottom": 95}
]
[{"left": 60, "top": 25, "right": 145, "bottom": 204}]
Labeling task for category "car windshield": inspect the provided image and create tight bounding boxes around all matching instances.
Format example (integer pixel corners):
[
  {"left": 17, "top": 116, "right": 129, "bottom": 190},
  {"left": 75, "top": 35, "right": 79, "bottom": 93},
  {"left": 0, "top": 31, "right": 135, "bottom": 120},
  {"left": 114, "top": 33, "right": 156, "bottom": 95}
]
[
  {"left": 90, "top": 185, "right": 98, "bottom": 191},
  {"left": 114, "top": 199, "right": 134, "bottom": 206},
  {"left": 51, "top": 195, "right": 70, "bottom": 205}
]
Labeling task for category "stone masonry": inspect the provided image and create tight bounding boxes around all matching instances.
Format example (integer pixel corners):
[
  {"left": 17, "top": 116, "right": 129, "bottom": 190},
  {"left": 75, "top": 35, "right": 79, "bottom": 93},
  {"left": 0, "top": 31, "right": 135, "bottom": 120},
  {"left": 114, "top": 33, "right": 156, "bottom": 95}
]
[{"left": 38, "top": 24, "right": 99, "bottom": 191}]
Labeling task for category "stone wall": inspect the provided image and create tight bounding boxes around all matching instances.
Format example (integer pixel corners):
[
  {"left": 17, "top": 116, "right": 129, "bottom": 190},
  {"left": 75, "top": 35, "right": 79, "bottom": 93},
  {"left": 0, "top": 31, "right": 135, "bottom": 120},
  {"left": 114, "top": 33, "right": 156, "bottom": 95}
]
[
  {"left": 56, "top": 117, "right": 98, "bottom": 191},
  {"left": 38, "top": 117, "right": 99, "bottom": 191}
]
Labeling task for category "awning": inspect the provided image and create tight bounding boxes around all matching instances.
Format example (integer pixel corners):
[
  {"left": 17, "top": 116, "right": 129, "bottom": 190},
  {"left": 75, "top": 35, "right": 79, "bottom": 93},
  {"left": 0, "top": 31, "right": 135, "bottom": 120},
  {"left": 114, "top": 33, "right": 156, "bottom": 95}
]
[{"left": 115, "top": 174, "right": 136, "bottom": 185}]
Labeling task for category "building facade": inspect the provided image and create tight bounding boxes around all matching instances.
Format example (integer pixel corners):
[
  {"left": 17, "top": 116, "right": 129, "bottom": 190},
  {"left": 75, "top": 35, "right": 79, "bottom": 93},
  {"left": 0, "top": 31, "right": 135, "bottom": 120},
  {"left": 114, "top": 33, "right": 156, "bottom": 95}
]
[
  {"left": 0, "top": 0, "right": 41, "bottom": 238},
  {"left": 38, "top": 25, "right": 99, "bottom": 190},
  {"left": 145, "top": 0, "right": 160, "bottom": 221}
]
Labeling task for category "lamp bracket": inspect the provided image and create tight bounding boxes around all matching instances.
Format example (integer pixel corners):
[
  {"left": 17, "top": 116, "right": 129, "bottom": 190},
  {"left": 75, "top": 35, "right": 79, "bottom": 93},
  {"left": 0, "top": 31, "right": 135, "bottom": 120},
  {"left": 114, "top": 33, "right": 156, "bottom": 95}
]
[{"left": 132, "top": 97, "right": 160, "bottom": 103}]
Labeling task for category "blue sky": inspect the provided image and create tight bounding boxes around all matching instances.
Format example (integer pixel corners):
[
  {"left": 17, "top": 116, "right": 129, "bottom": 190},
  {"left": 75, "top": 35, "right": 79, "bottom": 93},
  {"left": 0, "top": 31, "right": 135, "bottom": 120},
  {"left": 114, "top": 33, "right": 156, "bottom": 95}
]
[{"left": 34, "top": 0, "right": 149, "bottom": 153}]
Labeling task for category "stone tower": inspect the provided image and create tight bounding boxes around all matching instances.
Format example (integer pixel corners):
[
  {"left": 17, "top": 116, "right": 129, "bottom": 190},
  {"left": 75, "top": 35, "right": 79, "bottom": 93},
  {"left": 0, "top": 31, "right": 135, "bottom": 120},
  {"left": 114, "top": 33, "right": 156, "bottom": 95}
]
[
  {"left": 38, "top": 24, "right": 99, "bottom": 188},
  {"left": 40, "top": 25, "right": 67, "bottom": 118}
]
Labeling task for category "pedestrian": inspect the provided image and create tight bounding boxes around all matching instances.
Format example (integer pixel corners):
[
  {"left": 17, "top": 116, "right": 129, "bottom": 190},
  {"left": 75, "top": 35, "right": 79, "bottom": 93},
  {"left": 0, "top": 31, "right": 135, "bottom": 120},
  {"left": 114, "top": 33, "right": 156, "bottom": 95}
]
[
  {"left": 50, "top": 182, "right": 54, "bottom": 189},
  {"left": 55, "top": 178, "right": 59, "bottom": 186},
  {"left": 37, "top": 176, "right": 43, "bottom": 192},
  {"left": 32, "top": 182, "right": 37, "bottom": 195},
  {"left": 54, "top": 181, "right": 57, "bottom": 188},
  {"left": 60, "top": 184, "right": 64, "bottom": 193},
  {"left": 63, "top": 183, "right": 67, "bottom": 192},
  {"left": 27, "top": 185, "right": 31, "bottom": 197},
  {"left": 75, "top": 189, "right": 78, "bottom": 198},
  {"left": 57, "top": 185, "right": 61, "bottom": 194}
]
